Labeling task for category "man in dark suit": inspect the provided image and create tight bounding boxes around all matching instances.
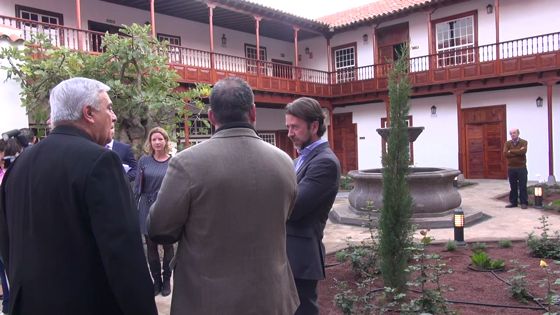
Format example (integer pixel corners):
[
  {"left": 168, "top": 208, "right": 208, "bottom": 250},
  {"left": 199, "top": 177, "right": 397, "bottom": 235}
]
[
  {"left": 107, "top": 130, "right": 138, "bottom": 182},
  {"left": 285, "top": 97, "right": 341, "bottom": 315},
  {"left": 0, "top": 77, "right": 157, "bottom": 315}
]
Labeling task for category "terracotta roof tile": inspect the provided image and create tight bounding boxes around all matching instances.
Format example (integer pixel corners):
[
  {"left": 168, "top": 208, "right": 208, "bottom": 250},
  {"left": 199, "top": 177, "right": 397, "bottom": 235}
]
[
  {"left": 0, "top": 25, "right": 24, "bottom": 43},
  {"left": 318, "top": 0, "right": 435, "bottom": 28}
]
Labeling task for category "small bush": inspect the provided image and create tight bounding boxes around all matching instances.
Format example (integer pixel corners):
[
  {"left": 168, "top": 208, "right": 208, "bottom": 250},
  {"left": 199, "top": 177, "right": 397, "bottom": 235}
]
[
  {"left": 508, "top": 260, "right": 532, "bottom": 304},
  {"left": 498, "top": 240, "right": 512, "bottom": 248},
  {"left": 471, "top": 251, "right": 505, "bottom": 270},
  {"left": 339, "top": 175, "right": 354, "bottom": 191},
  {"left": 445, "top": 240, "right": 457, "bottom": 252},
  {"left": 335, "top": 243, "right": 378, "bottom": 278},
  {"left": 526, "top": 216, "right": 560, "bottom": 259},
  {"left": 471, "top": 242, "right": 487, "bottom": 252}
]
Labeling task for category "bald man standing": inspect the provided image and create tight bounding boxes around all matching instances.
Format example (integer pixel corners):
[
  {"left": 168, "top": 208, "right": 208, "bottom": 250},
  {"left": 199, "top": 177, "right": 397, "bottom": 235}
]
[{"left": 504, "top": 128, "right": 528, "bottom": 209}]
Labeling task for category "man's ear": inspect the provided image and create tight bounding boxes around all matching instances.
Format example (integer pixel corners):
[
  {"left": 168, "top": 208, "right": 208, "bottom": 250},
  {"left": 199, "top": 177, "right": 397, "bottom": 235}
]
[
  {"left": 248, "top": 104, "right": 256, "bottom": 123},
  {"left": 82, "top": 105, "right": 95, "bottom": 124},
  {"left": 208, "top": 109, "right": 217, "bottom": 127}
]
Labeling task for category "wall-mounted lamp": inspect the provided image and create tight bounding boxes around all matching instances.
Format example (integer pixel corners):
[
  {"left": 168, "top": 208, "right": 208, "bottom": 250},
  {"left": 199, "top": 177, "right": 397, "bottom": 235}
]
[
  {"left": 536, "top": 96, "right": 543, "bottom": 108},
  {"left": 486, "top": 4, "right": 493, "bottom": 14},
  {"left": 431, "top": 105, "right": 437, "bottom": 116},
  {"left": 305, "top": 47, "right": 310, "bottom": 55},
  {"left": 221, "top": 34, "right": 227, "bottom": 47},
  {"left": 453, "top": 207, "right": 465, "bottom": 245},
  {"left": 362, "top": 33, "right": 369, "bottom": 43}
]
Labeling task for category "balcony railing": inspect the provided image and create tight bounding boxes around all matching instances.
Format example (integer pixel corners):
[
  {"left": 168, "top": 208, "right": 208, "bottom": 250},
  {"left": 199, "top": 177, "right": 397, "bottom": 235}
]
[{"left": 1, "top": 14, "right": 559, "bottom": 96}]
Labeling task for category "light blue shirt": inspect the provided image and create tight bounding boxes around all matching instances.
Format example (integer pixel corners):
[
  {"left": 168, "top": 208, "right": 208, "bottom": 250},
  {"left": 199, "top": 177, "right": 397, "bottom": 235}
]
[{"left": 295, "top": 138, "right": 328, "bottom": 172}]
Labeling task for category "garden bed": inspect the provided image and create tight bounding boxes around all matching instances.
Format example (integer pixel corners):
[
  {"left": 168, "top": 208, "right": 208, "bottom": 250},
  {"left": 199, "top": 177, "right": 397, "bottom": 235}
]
[
  {"left": 318, "top": 241, "right": 559, "bottom": 314},
  {"left": 497, "top": 185, "right": 560, "bottom": 213}
]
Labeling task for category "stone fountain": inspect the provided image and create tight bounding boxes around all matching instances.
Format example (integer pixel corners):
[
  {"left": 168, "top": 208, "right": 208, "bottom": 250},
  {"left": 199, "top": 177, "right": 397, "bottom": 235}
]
[{"left": 329, "top": 127, "right": 486, "bottom": 229}]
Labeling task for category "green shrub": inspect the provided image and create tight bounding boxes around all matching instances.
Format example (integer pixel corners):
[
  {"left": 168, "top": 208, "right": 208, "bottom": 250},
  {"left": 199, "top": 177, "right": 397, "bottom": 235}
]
[
  {"left": 498, "top": 240, "right": 512, "bottom": 248},
  {"left": 471, "top": 242, "right": 487, "bottom": 251},
  {"left": 339, "top": 175, "right": 354, "bottom": 191},
  {"left": 445, "top": 240, "right": 457, "bottom": 252},
  {"left": 526, "top": 216, "right": 560, "bottom": 259},
  {"left": 471, "top": 251, "right": 505, "bottom": 270}
]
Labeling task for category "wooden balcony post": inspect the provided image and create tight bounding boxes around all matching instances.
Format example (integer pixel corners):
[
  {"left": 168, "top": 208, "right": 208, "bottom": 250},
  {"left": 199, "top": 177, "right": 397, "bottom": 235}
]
[
  {"left": 255, "top": 16, "right": 261, "bottom": 80},
  {"left": 150, "top": 0, "right": 156, "bottom": 38},
  {"left": 75, "top": 0, "right": 83, "bottom": 50},
  {"left": 208, "top": 3, "right": 216, "bottom": 81},
  {"left": 382, "top": 95, "right": 390, "bottom": 126},
  {"left": 326, "top": 36, "right": 332, "bottom": 84},
  {"left": 293, "top": 27, "right": 299, "bottom": 91},
  {"left": 495, "top": 0, "right": 501, "bottom": 74}
]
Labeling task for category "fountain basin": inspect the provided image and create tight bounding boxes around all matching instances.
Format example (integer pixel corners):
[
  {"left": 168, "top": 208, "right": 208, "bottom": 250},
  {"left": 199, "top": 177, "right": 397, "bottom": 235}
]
[{"left": 348, "top": 167, "right": 461, "bottom": 215}]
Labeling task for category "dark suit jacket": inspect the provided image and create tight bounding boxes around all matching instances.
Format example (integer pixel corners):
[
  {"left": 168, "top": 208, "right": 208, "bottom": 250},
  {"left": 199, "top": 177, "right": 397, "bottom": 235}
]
[
  {"left": 0, "top": 125, "right": 157, "bottom": 315},
  {"left": 112, "top": 140, "right": 138, "bottom": 182},
  {"left": 287, "top": 141, "right": 340, "bottom": 280}
]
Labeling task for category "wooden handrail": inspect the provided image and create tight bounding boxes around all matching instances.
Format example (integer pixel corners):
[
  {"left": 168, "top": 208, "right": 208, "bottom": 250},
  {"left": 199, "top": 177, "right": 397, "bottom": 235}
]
[{"left": 1, "top": 14, "right": 558, "bottom": 89}]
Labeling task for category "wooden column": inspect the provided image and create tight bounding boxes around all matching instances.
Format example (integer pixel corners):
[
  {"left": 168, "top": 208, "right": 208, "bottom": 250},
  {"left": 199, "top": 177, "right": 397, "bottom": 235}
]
[
  {"left": 255, "top": 16, "right": 261, "bottom": 78},
  {"left": 75, "top": 0, "right": 82, "bottom": 50},
  {"left": 75, "top": 0, "right": 82, "bottom": 29},
  {"left": 547, "top": 83, "right": 554, "bottom": 177},
  {"left": 150, "top": 0, "right": 156, "bottom": 38},
  {"left": 494, "top": 0, "right": 500, "bottom": 56},
  {"left": 427, "top": 9, "right": 436, "bottom": 80},
  {"left": 327, "top": 105, "right": 334, "bottom": 148},
  {"left": 293, "top": 27, "right": 299, "bottom": 92},
  {"left": 382, "top": 95, "right": 390, "bottom": 125},
  {"left": 208, "top": 4, "right": 216, "bottom": 81},
  {"left": 456, "top": 91, "right": 465, "bottom": 173}
]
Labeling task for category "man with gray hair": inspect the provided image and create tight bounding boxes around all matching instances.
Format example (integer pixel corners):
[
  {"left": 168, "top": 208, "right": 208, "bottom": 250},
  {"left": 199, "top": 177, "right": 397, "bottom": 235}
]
[{"left": 0, "top": 77, "right": 157, "bottom": 315}]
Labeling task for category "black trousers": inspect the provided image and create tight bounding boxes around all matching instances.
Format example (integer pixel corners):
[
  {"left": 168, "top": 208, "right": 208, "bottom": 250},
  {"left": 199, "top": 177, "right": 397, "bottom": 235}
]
[
  {"left": 508, "top": 167, "right": 528, "bottom": 206},
  {"left": 294, "top": 278, "right": 319, "bottom": 315},
  {"left": 145, "top": 237, "right": 174, "bottom": 281}
]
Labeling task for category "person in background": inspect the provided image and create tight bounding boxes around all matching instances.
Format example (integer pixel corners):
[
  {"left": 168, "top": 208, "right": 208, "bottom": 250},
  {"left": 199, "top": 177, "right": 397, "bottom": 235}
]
[
  {"left": 504, "top": 128, "right": 528, "bottom": 209},
  {"left": 285, "top": 97, "right": 341, "bottom": 315},
  {"left": 134, "top": 127, "right": 174, "bottom": 297},
  {"left": 0, "top": 77, "right": 157, "bottom": 315},
  {"left": 18, "top": 128, "right": 37, "bottom": 149},
  {"left": 147, "top": 77, "right": 299, "bottom": 314},
  {"left": 0, "top": 139, "right": 8, "bottom": 315},
  {"left": 107, "top": 128, "right": 138, "bottom": 182}
]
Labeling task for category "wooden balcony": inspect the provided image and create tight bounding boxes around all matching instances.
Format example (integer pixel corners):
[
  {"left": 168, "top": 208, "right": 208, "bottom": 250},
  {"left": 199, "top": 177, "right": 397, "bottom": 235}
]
[{"left": 2, "top": 14, "right": 559, "bottom": 101}]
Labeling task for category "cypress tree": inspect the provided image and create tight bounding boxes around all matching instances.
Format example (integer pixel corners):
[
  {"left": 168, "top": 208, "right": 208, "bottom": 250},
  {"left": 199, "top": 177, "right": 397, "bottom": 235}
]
[{"left": 378, "top": 47, "right": 414, "bottom": 292}]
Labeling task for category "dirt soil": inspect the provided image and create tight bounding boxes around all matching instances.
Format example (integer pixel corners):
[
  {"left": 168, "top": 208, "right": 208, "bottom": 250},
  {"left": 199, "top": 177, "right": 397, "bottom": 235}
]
[
  {"left": 498, "top": 190, "right": 560, "bottom": 214},
  {"left": 318, "top": 241, "right": 559, "bottom": 314}
]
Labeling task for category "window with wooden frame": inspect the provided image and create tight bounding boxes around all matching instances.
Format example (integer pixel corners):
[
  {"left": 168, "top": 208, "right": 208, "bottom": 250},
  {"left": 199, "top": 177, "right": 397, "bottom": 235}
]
[
  {"left": 158, "top": 33, "right": 182, "bottom": 63},
  {"left": 433, "top": 12, "right": 477, "bottom": 68},
  {"left": 15, "top": 5, "right": 63, "bottom": 45},
  {"left": 245, "top": 44, "right": 267, "bottom": 75},
  {"left": 332, "top": 43, "right": 357, "bottom": 83},
  {"left": 381, "top": 116, "right": 415, "bottom": 165}
]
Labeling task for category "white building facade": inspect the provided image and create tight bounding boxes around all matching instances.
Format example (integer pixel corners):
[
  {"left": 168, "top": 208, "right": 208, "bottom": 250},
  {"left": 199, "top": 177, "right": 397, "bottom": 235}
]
[{"left": 0, "top": 0, "right": 559, "bottom": 180}]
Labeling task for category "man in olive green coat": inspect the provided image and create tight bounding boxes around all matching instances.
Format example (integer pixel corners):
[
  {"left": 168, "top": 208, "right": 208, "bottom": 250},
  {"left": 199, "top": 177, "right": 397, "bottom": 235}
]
[
  {"left": 504, "top": 128, "right": 528, "bottom": 209},
  {"left": 147, "top": 77, "right": 299, "bottom": 315}
]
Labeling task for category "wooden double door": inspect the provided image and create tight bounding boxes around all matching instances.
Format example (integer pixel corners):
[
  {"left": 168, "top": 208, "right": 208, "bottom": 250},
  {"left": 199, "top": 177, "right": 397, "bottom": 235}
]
[
  {"left": 333, "top": 113, "right": 358, "bottom": 174},
  {"left": 463, "top": 105, "right": 507, "bottom": 179}
]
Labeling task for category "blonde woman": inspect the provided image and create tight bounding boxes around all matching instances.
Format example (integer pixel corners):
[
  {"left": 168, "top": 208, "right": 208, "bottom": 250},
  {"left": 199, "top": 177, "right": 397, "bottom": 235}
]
[{"left": 134, "top": 127, "right": 174, "bottom": 297}]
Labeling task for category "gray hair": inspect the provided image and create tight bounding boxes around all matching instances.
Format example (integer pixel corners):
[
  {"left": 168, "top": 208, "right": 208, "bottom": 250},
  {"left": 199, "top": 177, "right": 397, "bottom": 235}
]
[{"left": 49, "top": 77, "right": 110, "bottom": 125}]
